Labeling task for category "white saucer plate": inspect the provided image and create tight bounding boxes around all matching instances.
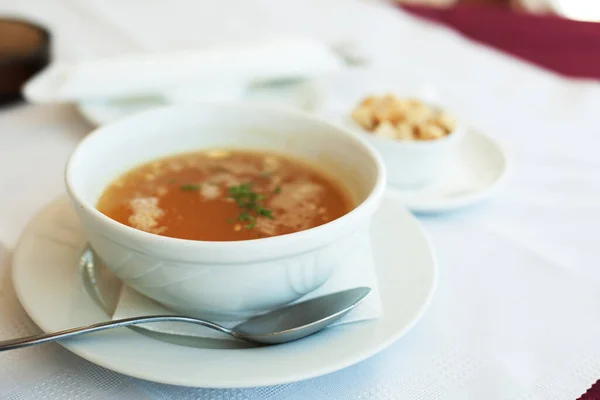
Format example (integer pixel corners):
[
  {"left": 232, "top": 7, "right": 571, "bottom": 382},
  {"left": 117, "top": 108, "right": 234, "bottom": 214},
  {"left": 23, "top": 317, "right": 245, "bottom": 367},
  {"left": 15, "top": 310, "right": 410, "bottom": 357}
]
[
  {"left": 77, "top": 79, "right": 326, "bottom": 126},
  {"left": 77, "top": 96, "right": 163, "bottom": 127},
  {"left": 314, "top": 71, "right": 509, "bottom": 213},
  {"left": 386, "top": 129, "right": 509, "bottom": 213},
  {"left": 12, "top": 194, "right": 436, "bottom": 388}
]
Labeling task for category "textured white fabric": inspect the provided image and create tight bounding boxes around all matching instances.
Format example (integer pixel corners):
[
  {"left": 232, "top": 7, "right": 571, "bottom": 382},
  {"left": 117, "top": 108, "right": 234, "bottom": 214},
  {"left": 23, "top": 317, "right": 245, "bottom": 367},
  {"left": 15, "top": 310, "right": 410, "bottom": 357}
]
[{"left": 1, "top": 0, "right": 600, "bottom": 399}]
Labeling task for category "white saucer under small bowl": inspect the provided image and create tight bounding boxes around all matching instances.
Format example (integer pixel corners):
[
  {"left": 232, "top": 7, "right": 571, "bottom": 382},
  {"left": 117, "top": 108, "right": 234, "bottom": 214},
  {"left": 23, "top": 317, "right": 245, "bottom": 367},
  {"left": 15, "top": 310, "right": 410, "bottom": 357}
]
[
  {"left": 342, "top": 119, "right": 508, "bottom": 213},
  {"left": 314, "top": 71, "right": 508, "bottom": 213},
  {"left": 385, "top": 128, "right": 508, "bottom": 213},
  {"left": 12, "top": 194, "right": 436, "bottom": 388},
  {"left": 324, "top": 112, "right": 507, "bottom": 213}
]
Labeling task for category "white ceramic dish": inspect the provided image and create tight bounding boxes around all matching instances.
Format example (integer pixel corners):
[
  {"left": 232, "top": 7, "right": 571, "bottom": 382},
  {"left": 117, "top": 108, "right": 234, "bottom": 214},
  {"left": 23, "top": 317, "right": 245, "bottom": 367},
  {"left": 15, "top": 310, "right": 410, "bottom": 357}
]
[
  {"left": 23, "top": 38, "right": 342, "bottom": 103},
  {"left": 76, "top": 80, "right": 325, "bottom": 126},
  {"left": 12, "top": 194, "right": 436, "bottom": 388},
  {"left": 323, "top": 86, "right": 464, "bottom": 188},
  {"left": 65, "top": 103, "right": 386, "bottom": 321},
  {"left": 313, "top": 71, "right": 508, "bottom": 212},
  {"left": 346, "top": 115, "right": 465, "bottom": 187},
  {"left": 77, "top": 97, "right": 163, "bottom": 126},
  {"left": 313, "top": 70, "right": 465, "bottom": 187},
  {"left": 387, "top": 128, "right": 509, "bottom": 213}
]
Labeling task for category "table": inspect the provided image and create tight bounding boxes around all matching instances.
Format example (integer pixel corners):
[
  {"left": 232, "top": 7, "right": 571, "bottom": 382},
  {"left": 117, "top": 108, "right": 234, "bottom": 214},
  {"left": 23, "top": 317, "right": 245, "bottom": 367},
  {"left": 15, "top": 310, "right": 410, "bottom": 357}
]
[{"left": 1, "top": 1, "right": 599, "bottom": 399}]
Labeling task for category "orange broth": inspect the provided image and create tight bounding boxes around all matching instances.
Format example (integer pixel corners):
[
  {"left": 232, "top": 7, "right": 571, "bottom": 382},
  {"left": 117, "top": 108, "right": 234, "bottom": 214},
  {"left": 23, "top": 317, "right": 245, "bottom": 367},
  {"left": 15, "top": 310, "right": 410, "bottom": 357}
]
[{"left": 96, "top": 149, "right": 354, "bottom": 241}]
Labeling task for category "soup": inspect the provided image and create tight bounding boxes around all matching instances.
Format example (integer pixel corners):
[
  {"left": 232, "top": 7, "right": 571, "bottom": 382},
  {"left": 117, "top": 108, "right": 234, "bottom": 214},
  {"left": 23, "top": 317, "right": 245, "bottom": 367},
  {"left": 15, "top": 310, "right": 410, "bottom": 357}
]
[{"left": 97, "top": 149, "right": 354, "bottom": 241}]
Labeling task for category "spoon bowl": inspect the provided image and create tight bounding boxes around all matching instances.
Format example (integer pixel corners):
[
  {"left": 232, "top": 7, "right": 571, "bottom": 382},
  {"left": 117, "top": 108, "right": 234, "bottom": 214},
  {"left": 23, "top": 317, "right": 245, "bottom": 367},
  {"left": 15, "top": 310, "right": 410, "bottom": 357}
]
[{"left": 233, "top": 287, "right": 371, "bottom": 344}]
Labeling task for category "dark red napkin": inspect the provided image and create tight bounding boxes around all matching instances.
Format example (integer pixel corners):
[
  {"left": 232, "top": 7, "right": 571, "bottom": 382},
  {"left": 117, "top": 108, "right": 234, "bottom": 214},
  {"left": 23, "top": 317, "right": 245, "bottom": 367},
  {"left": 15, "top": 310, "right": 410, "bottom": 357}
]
[
  {"left": 402, "top": 5, "right": 600, "bottom": 80},
  {"left": 402, "top": 5, "right": 600, "bottom": 399},
  {"left": 579, "top": 380, "right": 600, "bottom": 400}
]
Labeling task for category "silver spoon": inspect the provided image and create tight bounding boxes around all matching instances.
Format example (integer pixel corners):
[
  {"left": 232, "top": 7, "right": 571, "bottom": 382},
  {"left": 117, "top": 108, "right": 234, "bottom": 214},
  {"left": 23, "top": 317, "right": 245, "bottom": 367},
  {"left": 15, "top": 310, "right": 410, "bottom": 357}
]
[{"left": 0, "top": 287, "right": 370, "bottom": 352}]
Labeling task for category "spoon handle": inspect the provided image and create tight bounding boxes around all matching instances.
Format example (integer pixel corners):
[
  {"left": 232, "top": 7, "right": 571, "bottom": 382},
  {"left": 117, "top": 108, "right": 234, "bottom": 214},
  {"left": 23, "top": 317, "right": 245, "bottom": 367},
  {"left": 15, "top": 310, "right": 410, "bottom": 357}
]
[{"left": 0, "top": 315, "right": 233, "bottom": 352}]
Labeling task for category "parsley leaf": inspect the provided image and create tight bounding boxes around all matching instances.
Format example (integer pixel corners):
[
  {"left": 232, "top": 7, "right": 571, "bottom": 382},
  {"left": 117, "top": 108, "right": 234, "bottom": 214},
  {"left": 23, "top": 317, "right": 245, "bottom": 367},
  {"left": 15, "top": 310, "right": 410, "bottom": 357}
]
[{"left": 181, "top": 184, "right": 202, "bottom": 191}]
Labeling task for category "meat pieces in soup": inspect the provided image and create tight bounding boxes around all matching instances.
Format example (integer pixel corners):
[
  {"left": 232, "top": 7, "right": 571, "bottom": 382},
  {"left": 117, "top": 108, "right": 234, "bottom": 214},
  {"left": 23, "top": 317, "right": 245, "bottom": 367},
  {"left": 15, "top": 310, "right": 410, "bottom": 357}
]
[{"left": 96, "top": 149, "right": 354, "bottom": 241}]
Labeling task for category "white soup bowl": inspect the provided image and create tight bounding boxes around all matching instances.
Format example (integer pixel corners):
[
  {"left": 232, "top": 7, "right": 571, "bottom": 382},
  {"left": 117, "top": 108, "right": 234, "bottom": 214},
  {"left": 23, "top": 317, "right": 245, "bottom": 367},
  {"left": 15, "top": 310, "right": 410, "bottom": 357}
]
[{"left": 66, "top": 103, "right": 385, "bottom": 320}]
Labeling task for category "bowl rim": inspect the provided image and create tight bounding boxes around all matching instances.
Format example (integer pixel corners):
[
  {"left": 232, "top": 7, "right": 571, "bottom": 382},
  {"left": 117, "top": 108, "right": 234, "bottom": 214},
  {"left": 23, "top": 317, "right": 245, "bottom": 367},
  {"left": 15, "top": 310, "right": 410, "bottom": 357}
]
[{"left": 65, "top": 102, "right": 386, "bottom": 251}]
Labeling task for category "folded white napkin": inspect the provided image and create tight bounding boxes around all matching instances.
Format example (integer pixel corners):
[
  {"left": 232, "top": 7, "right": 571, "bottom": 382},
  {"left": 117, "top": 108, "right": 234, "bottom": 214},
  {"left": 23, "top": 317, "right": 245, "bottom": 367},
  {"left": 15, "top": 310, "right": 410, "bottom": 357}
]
[
  {"left": 112, "top": 242, "right": 382, "bottom": 340},
  {"left": 23, "top": 37, "right": 343, "bottom": 103}
]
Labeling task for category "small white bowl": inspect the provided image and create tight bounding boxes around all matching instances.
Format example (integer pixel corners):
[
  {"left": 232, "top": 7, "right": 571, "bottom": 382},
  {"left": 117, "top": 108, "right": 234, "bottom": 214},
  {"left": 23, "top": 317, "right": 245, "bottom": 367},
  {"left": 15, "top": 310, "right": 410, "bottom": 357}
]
[
  {"left": 348, "top": 116, "right": 465, "bottom": 188},
  {"left": 65, "top": 103, "right": 385, "bottom": 321}
]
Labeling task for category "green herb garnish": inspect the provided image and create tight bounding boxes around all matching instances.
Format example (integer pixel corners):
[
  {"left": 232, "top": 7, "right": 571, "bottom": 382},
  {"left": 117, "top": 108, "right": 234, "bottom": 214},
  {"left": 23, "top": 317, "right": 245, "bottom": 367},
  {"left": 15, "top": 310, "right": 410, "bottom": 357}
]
[
  {"left": 258, "top": 208, "right": 273, "bottom": 219},
  {"left": 239, "top": 213, "right": 255, "bottom": 222},
  {"left": 168, "top": 178, "right": 177, "bottom": 184},
  {"left": 181, "top": 184, "right": 202, "bottom": 191},
  {"left": 228, "top": 183, "right": 274, "bottom": 229},
  {"left": 273, "top": 186, "right": 282, "bottom": 194}
]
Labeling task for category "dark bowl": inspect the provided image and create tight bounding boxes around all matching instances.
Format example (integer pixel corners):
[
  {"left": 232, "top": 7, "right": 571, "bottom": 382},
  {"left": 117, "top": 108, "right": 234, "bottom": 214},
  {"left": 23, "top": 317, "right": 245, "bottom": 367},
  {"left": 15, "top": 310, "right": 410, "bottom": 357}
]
[{"left": 0, "top": 17, "right": 50, "bottom": 105}]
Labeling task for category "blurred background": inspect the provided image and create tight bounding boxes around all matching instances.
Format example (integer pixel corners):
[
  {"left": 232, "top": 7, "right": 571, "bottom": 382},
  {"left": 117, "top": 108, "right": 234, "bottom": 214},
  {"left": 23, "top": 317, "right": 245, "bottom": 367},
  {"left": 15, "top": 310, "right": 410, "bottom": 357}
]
[
  {"left": 397, "top": 0, "right": 600, "bottom": 20},
  {"left": 1, "top": 0, "right": 599, "bottom": 117}
]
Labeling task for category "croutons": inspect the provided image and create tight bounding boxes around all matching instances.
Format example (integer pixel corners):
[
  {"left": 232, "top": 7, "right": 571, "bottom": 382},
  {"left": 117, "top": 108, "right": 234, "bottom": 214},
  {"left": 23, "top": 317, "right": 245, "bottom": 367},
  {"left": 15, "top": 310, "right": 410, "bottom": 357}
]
[
  {"left": 351, "top": 106, "right": 376, "bottom": 131},
  {"left": 351, "top": 94, "right": 456, "bottom": 141},
  {"left": 373, "top": 121, "right": 397, "bottom": 140}
]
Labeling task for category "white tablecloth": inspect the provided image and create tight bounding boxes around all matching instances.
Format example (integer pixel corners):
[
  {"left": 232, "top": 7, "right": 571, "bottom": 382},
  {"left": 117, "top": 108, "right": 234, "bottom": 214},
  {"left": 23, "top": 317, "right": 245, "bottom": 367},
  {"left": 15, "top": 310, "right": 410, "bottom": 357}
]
[{"left": 1, "top": 1, "right": 600, "bottom": 399}]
